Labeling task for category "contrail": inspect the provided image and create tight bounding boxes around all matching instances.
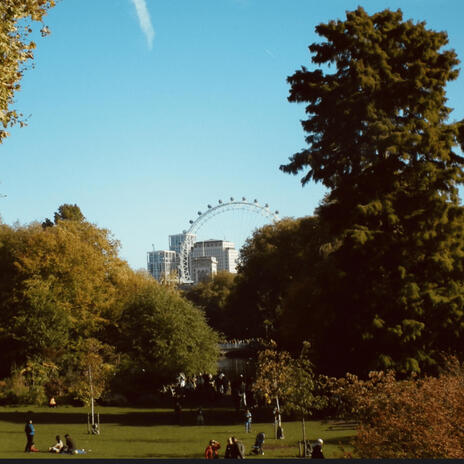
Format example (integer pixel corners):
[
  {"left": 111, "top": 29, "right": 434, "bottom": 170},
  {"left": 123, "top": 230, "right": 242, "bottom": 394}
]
[{"left": 130, "top": 0, "right": 155, "bottom": 49}]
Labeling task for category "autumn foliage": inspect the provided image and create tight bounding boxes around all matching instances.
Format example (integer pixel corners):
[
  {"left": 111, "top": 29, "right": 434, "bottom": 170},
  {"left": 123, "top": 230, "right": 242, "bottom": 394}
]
[
  {"left": 0, "top": 0, "right": 55, "bottom": 142},
  {"left": 0, "top": 205, "right": 219, "bottom": 404},
  {"left": 329, "top": 358, "right": 464, "bottom": 458}
]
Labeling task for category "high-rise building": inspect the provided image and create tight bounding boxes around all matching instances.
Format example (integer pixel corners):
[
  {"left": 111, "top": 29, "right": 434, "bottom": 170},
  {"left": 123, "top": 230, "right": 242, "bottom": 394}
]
[
  {"left": 169, "top": 232, "right": 196, "bottom": 280},
  {"left": 147, "top": 235, "right": 238, "bottom": 284},
  {"left": 191, "top": 240, "right": 238, "bottom": 274},
  {"left": 147, "top": 250, "right": 177, "bottom": 282},
  {"left": 169, "top": 233, "right": 196, "bottom": 255}
]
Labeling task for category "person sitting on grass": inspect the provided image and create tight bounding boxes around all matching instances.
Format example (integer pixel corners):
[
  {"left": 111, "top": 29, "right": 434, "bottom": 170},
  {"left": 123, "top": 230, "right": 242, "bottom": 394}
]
[
  {"left": 224, "top": 437, "right": 234, "bottom": 459},
  {"left": 231, "top": 437, "right": 244, "bottom": 459},
  {"left": 49, "top": 435, "right": 63, "bottom": 453},
  {"left": 205, "top": 439, "right": 220, "bottom": 459},
  {"left": 62, "top": 434, "right": 87, "bottom": 455},
  {"left": 251, "top": 432, "right": 265, "bottom": 455},
  {"left": 63, "top": 433, "right": 76, "bottom": 454},
  {"left": 311, "top": 438, "right": 324, "bottom": 459}
]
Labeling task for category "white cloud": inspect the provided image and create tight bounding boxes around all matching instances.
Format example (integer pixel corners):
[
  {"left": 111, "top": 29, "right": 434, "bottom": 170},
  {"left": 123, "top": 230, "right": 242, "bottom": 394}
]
[
  {"left": 265, "top": 48, "right": 275, "bottom": 58},
  {"left": 130, "top": 0, "right": 155, "bottom": 49}
]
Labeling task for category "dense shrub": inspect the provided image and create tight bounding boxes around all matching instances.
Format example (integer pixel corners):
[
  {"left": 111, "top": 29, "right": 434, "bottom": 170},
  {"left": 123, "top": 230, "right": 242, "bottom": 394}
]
[{"left": 329, "top": 358, "right": 464, "bottom": 458}]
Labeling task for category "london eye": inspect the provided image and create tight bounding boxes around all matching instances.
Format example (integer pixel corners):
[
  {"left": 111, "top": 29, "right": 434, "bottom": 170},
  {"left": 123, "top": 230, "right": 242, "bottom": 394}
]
[{"left": 179, "top": 197, "right": 279, "bottom": 283}]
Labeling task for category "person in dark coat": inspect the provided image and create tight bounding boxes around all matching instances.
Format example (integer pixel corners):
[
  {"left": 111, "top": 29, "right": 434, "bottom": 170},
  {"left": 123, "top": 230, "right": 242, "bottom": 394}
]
[
  {"left": 231, "top": 436, "right": 244, "bottom": 459},
  {"left": 311, "top": 438, "right": 324, "bottom": 459},
  {"left": 224, "top": 437, "right": 234, "bottom": 459},
  {"left": 24, "top": 419, "right": 35, "bottom": 452},
  {"left": 64, "top": 434, "right": 76, "bottom": 454}
]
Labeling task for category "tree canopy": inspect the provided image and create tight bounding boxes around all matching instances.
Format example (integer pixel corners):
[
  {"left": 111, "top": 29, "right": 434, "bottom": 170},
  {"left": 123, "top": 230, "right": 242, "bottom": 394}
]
[
  {"left": 183, "top": 271, "right": 237, "bottom": 337},
  {"left": 0, "top": 205, "right": 220, "bottom": 404},
  {"left": 279, "top": 8, "right": 464, "bottom": 375}
]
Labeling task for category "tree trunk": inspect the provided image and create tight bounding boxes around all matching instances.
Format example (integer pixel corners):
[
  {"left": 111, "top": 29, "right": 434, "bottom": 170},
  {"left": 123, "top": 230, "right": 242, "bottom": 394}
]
[
  {"left": 274, "top": 396, "right": 282, "bottom": 438},
  {"left": 302, "top": 416, "right": 307, "bottom": 456},
  {"left": 88, "top": 365, "right": 95, "bottom": 426}
]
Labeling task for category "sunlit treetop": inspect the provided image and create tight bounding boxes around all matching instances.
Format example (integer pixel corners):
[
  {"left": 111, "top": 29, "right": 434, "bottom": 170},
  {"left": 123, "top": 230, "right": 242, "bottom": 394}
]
[{"left": 0, "top": 0, "right": 55, "bottom": 143}]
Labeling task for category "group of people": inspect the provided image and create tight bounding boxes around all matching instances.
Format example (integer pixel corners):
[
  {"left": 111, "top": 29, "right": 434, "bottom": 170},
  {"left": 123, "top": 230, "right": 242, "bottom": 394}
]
[
  {"left": 24, "top": 419, "right": 85, "bottom": 454},
  {"left": 166, "top": 371, "right": 257, "bottom": 411},
  {"left": 204, "top": 432, "right": 269, "bottom": 459},
  {"left": 48, "top": 434, "right": 82, "bottom": 454},
  {"left": 205, "top": 436, "right": 245, "bottom": 459},
  {"left": 166, "top": 371, "right": 234, "bottom": 403}
]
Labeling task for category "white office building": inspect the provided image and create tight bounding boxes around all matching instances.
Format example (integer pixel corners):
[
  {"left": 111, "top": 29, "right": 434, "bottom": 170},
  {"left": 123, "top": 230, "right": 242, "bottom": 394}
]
[
  {"left": 147, "top": 250, "right": 177, "bottom": 282},
  {"left": 191, "top": 240, "right": 239, "bottom": 274}
]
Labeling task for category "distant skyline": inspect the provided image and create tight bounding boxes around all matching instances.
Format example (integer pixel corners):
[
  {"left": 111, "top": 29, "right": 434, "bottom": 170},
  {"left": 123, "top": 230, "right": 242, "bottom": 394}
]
[{"left": 1, "top": 0, "right": 464, "bottom": 270}]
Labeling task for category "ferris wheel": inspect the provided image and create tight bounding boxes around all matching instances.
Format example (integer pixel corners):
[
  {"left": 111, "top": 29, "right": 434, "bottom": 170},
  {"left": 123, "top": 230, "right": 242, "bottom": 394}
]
[{"left": 179, "top": 197, "right": 279, "bottom": 283}]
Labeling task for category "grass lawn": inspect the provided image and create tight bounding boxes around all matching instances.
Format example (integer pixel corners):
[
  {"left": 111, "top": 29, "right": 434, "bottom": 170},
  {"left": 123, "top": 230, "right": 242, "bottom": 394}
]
[{"left": 0, "top": 405, "right": 356, "bottom": 459}]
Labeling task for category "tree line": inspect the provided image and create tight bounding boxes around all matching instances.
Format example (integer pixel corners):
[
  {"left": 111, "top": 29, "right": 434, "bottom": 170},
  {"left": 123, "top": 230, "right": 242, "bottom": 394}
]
[{"left": 0, "top": 205, "right": 219, "bottom": 404}]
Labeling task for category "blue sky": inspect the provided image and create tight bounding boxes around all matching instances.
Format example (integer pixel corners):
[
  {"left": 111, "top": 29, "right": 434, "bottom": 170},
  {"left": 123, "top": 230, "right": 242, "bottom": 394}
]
[{"left": 1, "top": 0, "right": 464, "bottom": 270}]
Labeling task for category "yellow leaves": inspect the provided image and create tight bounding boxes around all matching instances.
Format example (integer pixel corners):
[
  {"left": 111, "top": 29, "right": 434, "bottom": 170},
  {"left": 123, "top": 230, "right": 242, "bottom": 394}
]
[
  {"left": 372, "top": 316, "right": 384, "bottom": 329},
  {"left": 2, "top": 215, "right": 129, "bottom": 338},
  {"left": 0, "top": 0, "right": 55, "bottom": 143}
]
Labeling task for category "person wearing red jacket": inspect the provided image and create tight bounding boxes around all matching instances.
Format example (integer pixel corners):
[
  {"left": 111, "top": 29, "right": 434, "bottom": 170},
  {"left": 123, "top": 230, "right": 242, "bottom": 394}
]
[{"left": 205, "top": 439, "right": 220, "bottom": 459}]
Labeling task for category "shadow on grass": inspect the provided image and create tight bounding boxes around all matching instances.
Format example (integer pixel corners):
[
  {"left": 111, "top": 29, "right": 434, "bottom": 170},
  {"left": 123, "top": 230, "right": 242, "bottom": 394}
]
[
  {"left": 323, "top": 434, "right": 356, "bottom": 446},
  {"left": 0, "top": 408, "right": 243, "bottom": 427}
]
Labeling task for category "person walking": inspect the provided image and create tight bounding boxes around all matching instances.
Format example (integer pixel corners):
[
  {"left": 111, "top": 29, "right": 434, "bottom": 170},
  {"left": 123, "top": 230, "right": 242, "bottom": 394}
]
[{"left": 24, "top": 419, "right": 37, "bottom": 452}]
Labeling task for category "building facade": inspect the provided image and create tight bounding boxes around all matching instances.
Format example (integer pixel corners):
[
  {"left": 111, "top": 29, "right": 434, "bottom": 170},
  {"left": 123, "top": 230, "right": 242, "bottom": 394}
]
[
  {"left": 147, "top": 250, "right": 177, "bottom": 282},
  {"left": 191, "top": 240, "right": 238, "bottom": 274},
  {"left": 147, "top": 236, "right": 238, "bottom": 284},
  {"left": 191, "top": 255, "right": 218, "bottom": 283},
  {"left": 169, "top": 232, "right": 196, "bottom": 255}
]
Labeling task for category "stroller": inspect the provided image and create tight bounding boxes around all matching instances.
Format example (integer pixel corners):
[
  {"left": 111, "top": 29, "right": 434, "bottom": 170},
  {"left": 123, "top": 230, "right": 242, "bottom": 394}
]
[{"left": 251, "top": 432, "right": 265, "bottom": 455}]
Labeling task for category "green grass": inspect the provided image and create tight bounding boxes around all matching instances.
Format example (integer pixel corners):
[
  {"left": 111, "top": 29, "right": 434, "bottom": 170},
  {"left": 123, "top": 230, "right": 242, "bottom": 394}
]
[{"left": 0, "top": 405, "right": 356, "bottom": 459}]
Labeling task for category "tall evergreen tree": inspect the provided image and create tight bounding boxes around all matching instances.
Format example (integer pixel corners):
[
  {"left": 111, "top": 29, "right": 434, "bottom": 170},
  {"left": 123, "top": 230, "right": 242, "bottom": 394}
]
[{"left": 281, "top": 8, "right": 464, "bottom": 375}]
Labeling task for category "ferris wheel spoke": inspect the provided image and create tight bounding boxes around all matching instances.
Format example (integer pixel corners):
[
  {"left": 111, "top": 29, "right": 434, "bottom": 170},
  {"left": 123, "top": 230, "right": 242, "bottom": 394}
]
[{"left": 179, "top": 199, "right": 279, "bottom": 283}]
